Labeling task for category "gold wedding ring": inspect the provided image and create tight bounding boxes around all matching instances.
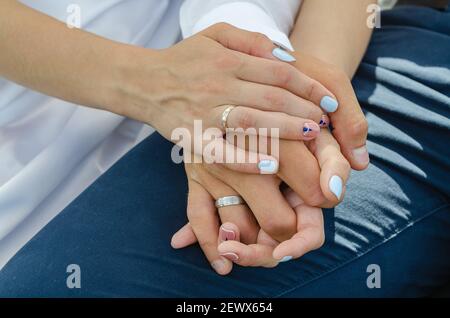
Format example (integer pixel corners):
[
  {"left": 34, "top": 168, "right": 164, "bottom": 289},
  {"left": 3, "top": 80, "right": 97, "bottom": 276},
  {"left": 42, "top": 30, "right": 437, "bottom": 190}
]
[{"left": 220, "top": 105, "right": 235, "bottom": 130}]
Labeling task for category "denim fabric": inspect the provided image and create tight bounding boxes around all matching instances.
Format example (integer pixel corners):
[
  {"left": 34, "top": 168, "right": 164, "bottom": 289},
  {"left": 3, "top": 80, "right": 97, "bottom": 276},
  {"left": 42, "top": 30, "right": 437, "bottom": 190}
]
[{"left": 0, "top": 6, "right": 449, "bottom": 297}]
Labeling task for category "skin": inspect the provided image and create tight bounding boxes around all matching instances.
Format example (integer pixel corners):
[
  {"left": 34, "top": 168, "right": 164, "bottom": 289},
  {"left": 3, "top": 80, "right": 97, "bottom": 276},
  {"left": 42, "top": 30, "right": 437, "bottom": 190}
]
[
  {"left": 0, "top": 0, "right": 374, "bottom": 274},
  {"left": 175, "top": 128, "right": 344, "bottom": 275},
  {"left": 0, "top": 1, "right": 341, "bottom": 174},
  {"left": 292, "top": 0, "right": 375, "bottom": 170},
  {"left": 173, "top": 0, "right": 376, "bottom": 275}
]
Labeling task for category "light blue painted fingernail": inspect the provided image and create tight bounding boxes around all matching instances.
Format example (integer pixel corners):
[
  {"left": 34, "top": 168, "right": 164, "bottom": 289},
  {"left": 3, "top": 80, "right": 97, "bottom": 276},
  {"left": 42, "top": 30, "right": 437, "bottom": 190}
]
[
  {"left": 280, "top": 256, "right": 293, "bottom": 263},
  {"left": 329, "top": 175, "right": 343, "bottom": 200},
  {"left": 272, "top": 47, "right": 296, "bottom": 62},
  {"left": 320, "top": 96, "right": 339, "bottom": 113},
  {"left": 258, "top": 159, "right": 278, "bottom": 174}
]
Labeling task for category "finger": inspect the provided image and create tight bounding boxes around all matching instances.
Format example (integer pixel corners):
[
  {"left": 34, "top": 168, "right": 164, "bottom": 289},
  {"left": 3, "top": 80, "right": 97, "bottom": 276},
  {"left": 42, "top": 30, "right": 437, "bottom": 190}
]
[
  {"left": 310, "top": 129, "right": 351, "bottom": 206},
  {"left": 273, "top": 204, "right": 325, "bottom": 261},
  {"left": 257, "top": 229, "right": 279, "bottom": 247},
  {"left": 319, "top": 114, "right": 330, "bottom": 128},
  {"left": 235, "top": 53, "right": 338, "bottom": 109},
  {"left": 194, "top": 168, "right": 259, "bottom": 244},
  {"left": 277, "top": 140, "right": 327, "bottom": 207},
  {"left": 171, "top": 223, "right": 197, "bottom": 249},
  {"left": 282, "top": 186, "right": 304, "bottom": 209},
  {"left": 200, "top": 137, "right": 279, "bottom": 175},
  {"left": 186, "top": 180, "right": 232, "bottom": 275},
  {"left": 206, "top": 164, "right": 297, "bottom": 242},
  {"left": 293, "top": 53, "right": 369, "bottom": 170},
  {"left": 218, "top": 240, "right": 278, "bottom": 268},
  {"left": 200, "top": 22, "right": 294, "bottom": 62},
  {"left": 244, "top": 178, "right": 296, "bottom": 242},
  {"left": 218, "top": 222, "right": 241, "bottom": 244},
  {"left": 218, "top": 208, "right": 258, "bottom": 245},
  {"left": 212, "top": 106, "right": 321, "bottom": 141},
  {"left": 332, "top": 112, "right": 370, "bottom": 171},
  {"left": 225, "top": 81, "right": 324, "bottom": 123}
]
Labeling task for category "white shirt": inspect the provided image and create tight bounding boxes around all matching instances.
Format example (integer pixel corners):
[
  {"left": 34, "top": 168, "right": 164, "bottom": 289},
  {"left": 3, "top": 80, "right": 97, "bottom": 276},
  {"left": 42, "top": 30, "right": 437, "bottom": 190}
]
[{"left": 0, "top": 0, "right": 301, "bottom": 269}]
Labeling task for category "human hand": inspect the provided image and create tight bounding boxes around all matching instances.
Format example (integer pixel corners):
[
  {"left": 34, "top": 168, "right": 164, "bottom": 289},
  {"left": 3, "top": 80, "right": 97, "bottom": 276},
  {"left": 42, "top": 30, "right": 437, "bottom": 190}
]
[
  {"left": 289, "top": 52, "right": 370, "bottom": 170},
  {"left": 172, "top": 180, "right": 324, "bottom": 274},
  {"left": 172, "top": 128, "right": 349, "bottom": 274},
  {"left": 234, "top": 47, "right": 369, "bottom": 171},
  {"left": 116, "top": 23, "right": 339, "bottom": 174}
]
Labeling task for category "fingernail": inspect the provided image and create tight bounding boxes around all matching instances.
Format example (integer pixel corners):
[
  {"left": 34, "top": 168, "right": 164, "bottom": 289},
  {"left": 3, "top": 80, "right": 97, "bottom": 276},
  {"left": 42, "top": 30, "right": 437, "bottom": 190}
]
[
  {"left": 320, "top": 96, "right": 339, "bottom": 113},
  {"left": 220, "top": 252, "right": 239, "bottom": 262},
  {"left": 279, "top": 256, "right": 293, "bottom": 263},
  {"left": 211, "top": 259, "right": 227, "bottom": 273},
  {"left": 258, "top": 159, "right": 278, "bottom": 174},
  {"left": 329, "top": 175, "right": 343, "bottom": 200},
  {"left": 352, "top": 145, "right": 370, "bottom": 166},
  {"left": 302, "top": 122, "right": 320, "bottom": 139},
  {"left": 272, "top": 47, "right": 296, "bottom": 62},
  {"left": 319, "top": 115, "right": 330, "bottom": 128},
  {"left": 220, "top": 226, "right": 236, "bottom": 242}
]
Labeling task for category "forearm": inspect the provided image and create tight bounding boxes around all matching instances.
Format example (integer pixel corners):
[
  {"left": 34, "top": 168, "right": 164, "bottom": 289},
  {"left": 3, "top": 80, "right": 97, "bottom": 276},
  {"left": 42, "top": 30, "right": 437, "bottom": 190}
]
[
  {"left": 290, "top": 0, "right": 375, "bottom": 78},
  {"left": 0, "top": 0, "right": 143, "bottom": 116}
]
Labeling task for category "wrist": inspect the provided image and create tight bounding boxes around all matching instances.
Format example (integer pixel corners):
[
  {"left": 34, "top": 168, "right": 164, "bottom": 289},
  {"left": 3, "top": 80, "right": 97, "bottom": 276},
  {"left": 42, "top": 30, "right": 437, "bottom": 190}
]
[
  {"left": 104, "top": 44, "right": 164, "bottom": 125},
  {"left": 291, "top": 50, "right": 348, "bottom": 82}
]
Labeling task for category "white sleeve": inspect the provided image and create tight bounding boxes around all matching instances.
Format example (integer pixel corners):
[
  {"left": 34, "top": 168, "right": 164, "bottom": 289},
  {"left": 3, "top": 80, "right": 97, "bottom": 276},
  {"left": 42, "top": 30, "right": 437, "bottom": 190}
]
[{"left": 180, "top": 0, "right": 302, "bottom": 51}]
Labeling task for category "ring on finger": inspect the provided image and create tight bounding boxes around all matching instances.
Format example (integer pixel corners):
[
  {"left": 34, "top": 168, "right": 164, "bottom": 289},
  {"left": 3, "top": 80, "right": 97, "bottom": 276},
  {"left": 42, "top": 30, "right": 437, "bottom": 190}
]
[
  {"left": 220, "top": 105, "right": 235, "bottom": 130},
  {"left": 215, "top": 195, "right": 246, "bottom": 208}
]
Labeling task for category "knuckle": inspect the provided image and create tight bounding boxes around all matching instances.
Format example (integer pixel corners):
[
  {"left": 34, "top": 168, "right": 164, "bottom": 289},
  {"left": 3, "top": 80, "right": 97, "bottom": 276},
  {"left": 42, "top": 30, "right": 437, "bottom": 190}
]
[
  {"left": 349, "top": 118, "right": 369, "bottom": 139},
  {"left": 214, "top": 51, "right": 242, "bottom": 70},
  {"left": 341, "top": 158, "right": 352, "bottom": 173},
  {"left": 303, "top": 190, "right": 326, "bottom": 207},
  {"left": 252, "top": 32, "right": 271, "bottom": 47},
  {"left": 193, "top": 78, "right": 226, "bottom": 95},
  {"left": 262, "top": 214, "right": 296, "bottom": 239},
  {"left": 248, "top": 32, "right": 272, "bottom": 56},
  {"left": 186, "top": 165, "right": 200, "bottom": 183},
  {"left": 272, "top": 63, "right": 294, "bottom": 87},
  {"left": 306, "top": 80, "right": 321, "bottom": 101},
  {"left": 264, "top": 89, "right": 288, "bottom": 111},
  {"left": 330, "top": 155, "right": 351, "bottom": 173},
  {"left": 235, "top": 108, "right": 256, "bottom": 129},
  {"left": 240, "top": 248, "right": 256, "bottom": 264},
  {"left": 210, "top": 22, "right": 232, "bottom": 33}
]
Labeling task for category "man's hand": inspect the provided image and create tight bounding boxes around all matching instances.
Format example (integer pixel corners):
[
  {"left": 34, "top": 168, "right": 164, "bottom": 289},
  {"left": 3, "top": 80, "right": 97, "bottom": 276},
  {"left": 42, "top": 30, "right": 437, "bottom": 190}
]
[
  {"left": 173, "top": 128, "right": 349, "bottom": 275},
  {"left": 172, "top": 185, "right": 325, "bottom": 274},
  {"left": 237, "top": 45, "right": 370, "bottom": 171},
  {"left": 291, "top": 52, "right": 370, "bottom": 171}
]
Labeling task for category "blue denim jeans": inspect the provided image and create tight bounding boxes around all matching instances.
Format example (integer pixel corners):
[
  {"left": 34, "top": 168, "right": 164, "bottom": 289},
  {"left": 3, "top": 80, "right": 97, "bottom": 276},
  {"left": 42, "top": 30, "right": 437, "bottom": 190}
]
[{"left": 0, "top": 6, "right": 449, "bottom": 297}]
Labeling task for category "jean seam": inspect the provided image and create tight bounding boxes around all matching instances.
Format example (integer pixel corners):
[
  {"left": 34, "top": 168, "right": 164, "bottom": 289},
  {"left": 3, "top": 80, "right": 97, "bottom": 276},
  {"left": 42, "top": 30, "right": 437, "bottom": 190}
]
[{"left": 273, "top": 203, "right": 450, "bottom": 298}]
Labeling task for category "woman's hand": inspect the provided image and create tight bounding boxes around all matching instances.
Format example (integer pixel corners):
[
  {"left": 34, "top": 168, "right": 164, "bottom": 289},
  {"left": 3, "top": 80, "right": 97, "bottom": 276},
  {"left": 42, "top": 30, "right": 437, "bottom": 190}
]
[
  {"left": 114, "top": 23, "right": 339, "bottom": 173},
  {"left": 220, "top": 187, "right": 325, "bottom": 268},
  {"left": 230, "top": 43, "right": 369, "bottom": 172},
  {"left": 0, "top": 2, "right": 337, "bottom": 174},
  {"left": 172, "top": 127, "right": 349, "bottom": 274},
  {"left": 184, "top": 128, "right": 349, "bottom": 243},
  {"left": 172, "top": 179, "right": 325, "bottom": 274}
]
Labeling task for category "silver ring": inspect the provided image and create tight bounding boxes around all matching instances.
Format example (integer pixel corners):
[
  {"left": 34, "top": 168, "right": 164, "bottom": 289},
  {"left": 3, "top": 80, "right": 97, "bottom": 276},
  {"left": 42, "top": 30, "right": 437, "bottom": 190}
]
[
  {"left": 220, "top": 105, "right": 235, "bottom": 130},
  {"left": 215, "top": 195, "right": 245, "bottom": 208}
]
